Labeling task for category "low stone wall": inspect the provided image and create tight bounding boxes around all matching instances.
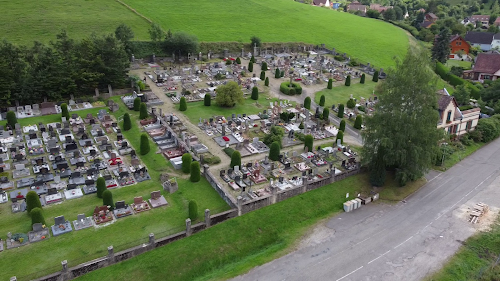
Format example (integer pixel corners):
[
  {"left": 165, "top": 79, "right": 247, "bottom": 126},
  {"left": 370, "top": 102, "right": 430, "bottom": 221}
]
[
  {"left": 210, "top": 209, "right": 238, "bottom": 226},
  {"left": 276, "top": 186, "right": 303, "bottom": 202},
  {"left": 241, "top": 195, "right": 272, "bottom": 215},
  {"left": 203, "top": 165, "right": 237, "bottom": 208}
]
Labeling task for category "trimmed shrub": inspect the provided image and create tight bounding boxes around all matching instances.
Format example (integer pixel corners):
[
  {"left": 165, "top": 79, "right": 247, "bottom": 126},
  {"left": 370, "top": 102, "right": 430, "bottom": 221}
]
[
  {"left": 139, "top": 102, "right": 148, "bottom": 119},
  {"left": 299, "top": 121, "right": 304, "bottom": 129},
  {"left": 269, "top": 142, "right": 280, "bottom": 161},
  {"left": 304, "top": 97, "right": 311, "bottom": 109},
  {"left": 360, "top": 73, "right": 366, "bottom": 84},
  {"left": 138, "top": 81, "right": 146, "bottom": 90},
  {"left": 435, "top": 62, "right": 449, "bottom": 81},
  {"left": 358, "top": 106, "right": 365, "bottom": 112},
  {"left": 304, "top": 134, "right": 314, "bottom": 152},
  {"left": 31, "top": 207, "right": 45, "bottom": 226},
  {"left": 338, "top": 104, "right": 345, "bottom": 118},
  {"left": 260, "top": 71, "right": 265, "bottom": 81},
  {"left": 61, "top": 103, "right": 70, "bottom": 120},
  {"left": 280, "top": 70, "right": 285, "bottom": 77},
  {"left": 236, "top": 57, "right": 241, "bottom": 64},
  {"left": 340, "top": 119, "right": 346, "bottom": 132},
  {"left": 190, "top": 161, "right": 201, "bottom": 182},
  {"left": 26, "top": 191, "right": 42, "bottom": 213},
  {"left": 204, "top": 94, "right": 211, "bottom": 106},
  {"left": 354, "top": 115, "right": 363, "bottom": 129},
  {"left": 346, "top": 98, "right": 356, "bottom": 109},
  {"left": 322, "top": 108, "right": 330, "bottom": 121},
  {"left": 179, "top": 97, "right": 187, "bottom": 111},
  {"left": 275, "top": 68, "right": 281, "bottom": 78},
  {"left": 96, "top": 177, "right": 106, "bottom": 198},
  {"left": 265, "top": 77, "right": 269, "bottom": 86},
  {"left": 182, "top": 153, "right": 192, "bottom": 174},
  {"left": 133, "top": 97, "right": 141, "bottom": 111},
  {"left": 289, "top": 88, "right": 296, "bottom": 95},
  {"left": 250, "top": 55, "right": 255, "bottom": 63},
  {"left": 251, "top": 86, "right": 259, "bottom": 100},
  {"left": 319, "top": 95, "right": 326, "bottom": 106},
  {"left": 345, "top": 75, "right": 351, "bottom": 86},
  {"left": 372, "top": 70, "right": 379, "bottom": 82},
  {"left": 262, "top": 62, "right": 268, "bottom": 71},
  {"left": 327, "top": 79, "right": 333, "bottom": 89},
  {"left": 248, "top": 61, "right": 253, "bottom": 72},
  {"left": 102, "top": 190, "right": 114, "bottom": 210},
  {"left": 189, "top": 200, "right": 198, "bottom": 221},
  {"left": 6, "top": 111, "right": 17, "bottom": 129},
  {"left": 230, "top": 151, "right": 241, "bottom": 168},
  {"left": 223, "top": 147, "right": 235, "bottom": 157},
  {"left": 475, "top": 117, "right": 500, "bottom": 142},
  {"left": 140, "top": 133, "right": 150, "bottom": 155},
  {"left": 467, "top": 83, "right": 481, "bottom": 99},
  {"left": 336, "top": 130, "right": 344, "bottom": 144},
  {"left": 280, "top": 82, "right": 302, "bottom": 95},
  {"left": 448, "top": 74, "right": 465, "bottom": 87},
  {"left": 123, "top": 113, "right": 132, "bottom": 131}
]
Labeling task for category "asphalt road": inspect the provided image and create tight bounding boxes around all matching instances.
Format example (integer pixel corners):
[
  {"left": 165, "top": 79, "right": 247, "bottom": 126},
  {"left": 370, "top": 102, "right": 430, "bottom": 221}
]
[{"left": 233, "top": 137, "right": 500, "bottom": 281}]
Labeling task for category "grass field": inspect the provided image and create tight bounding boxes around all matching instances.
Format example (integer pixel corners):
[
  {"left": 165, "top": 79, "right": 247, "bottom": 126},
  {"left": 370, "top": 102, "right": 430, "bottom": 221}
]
[
  {"left": 314, "top": 81, "right": 378, "bottom": 108},
  {"left": 434, "top": 142, "right": 486, "bottom": 171},
  {"left": 78, "top": 172, "right": 426, "bottom": 281},
  {"left": 445, "top": 60, "right": 472, "bottom": 69}
]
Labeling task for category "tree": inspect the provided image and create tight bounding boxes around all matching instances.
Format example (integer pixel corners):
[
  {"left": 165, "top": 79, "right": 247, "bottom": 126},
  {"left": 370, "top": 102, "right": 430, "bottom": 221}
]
[
  {"left": 328, "top": 78, "right": 333, "bottom": 89},
  {"left": 149, "top": 22, "right": 164, "bottom": 51},
  {"left": 263, "top": 126, "right": 284, "bottom": 147},
  {"left": 453, "top": 85, "right": 471, "bottom": 106},
  {"left": 299, "top": 121, "right": 304, "bottom": 130},
  {"left": 322, "top": 108, "right": 330, "bottom": 121},
  {"left": 265, "top": 77, "right": 269, "bottom": 86},
  {"left": 432, "top": 28, "right": 451, "bottom": 64},
  {"left": 250, "top": 36, "right": 262, "bottom": 47},
  {"left": 372, "top": 71, "right": 379, "bottom": 82},
  {"left": 189, "top": 200, "right": 198, "bottom": 221},
  {"left": 204, "top": 93, "right": 211, "bottom": 106},
  {"left": 123, "top": 113, "right": 132, "bottom": 131},
  {"left": 262, "top": 62, "right": 268, "bottom": 71},
  {"left": 340, "top": 119, "right": 346, "bottom": 131},
  {"left": 346, "top": 98, "right": 356, "bottom": 109},
  {"left": 248, "top": 61, "right": 253, "bottom": 72},
  {"left": 360, "top": 74, "right": 366, "bottom": 84},
  {"left": 164, "top": 32, "right": 199, "bottom": 58},
  {"left": 250, "top": 55, "right": 256, "bottom": 63},
  {"left": 383, "top": 8, "right": 397, "bottom": 21},
  {"left": 61, "top": 103, "right": 69, "bottom": 120},
  {"left": 26, "top": 191, "right": 42, "bottom": 213},
  {"left": 336, "top": 130, "right": 344, "bottom": 144},
  {"left": 260, "top": 71, "right": 265, "bottom": 81},
  {"left": 236, "top": 57, "right": 241, "bottom": 64},
  {"left": 102, "top": 190, "right": 114, "bottom": 210},
  {"left": 369, "top": 148, "right": 386, "bottom": 186},
  {"left": 269, "top": 142, "right": 280, "bottom": 161},
  {"left": 304, "top": 97, "right": 311, "bottom": 110},
  {"left": 114, "top": 24, "right": 134, "bottom": 53},
  {"left": 140, "top": 133, "right": 150, "bottom": 155},
  {"left": 345, "top": 75, "right": 351, "bottom": 86},
  {"left": 179, "top": 97, "right": 187, "bottom": 111},
  {"left": 215, "top": 81, "right": 244, "bottom": 107},
  {"left": 366, "top": 9, "right": 381, "bottom": 18},
  {"left": 31, "top": 207, "right": 45, "bottom": 226},
  {"left": 133, "top": 97, "right": 141, "bottom": 111},
  {"left": 230, "top": 151, "right": 241, "bottom": 168},
  {"left": 319, "top": 95, "right": 326, "bottom": 106},
  {"left": 96, "top": 177, "right": 106, "bottom": 199},
  {"left": 338, "top": 104, "right": 345, "bottom": 118},
  {"left": 275, "top": 68, "right": 281, "bottom": 78},
  {"left": 139, "top": 102, "right": 148, "bottom": 119},
  {"left": 304, "top": 134, "right": 314, "bottom": 152},
  {"left": 6, "top": 111, "right": 17, "bottom": 128},
  {"left": 354, "top": 115, "right": 363, "bottom": 129},
  {"left": 362, "top": 47, "right": 441, "bottom": 187},
  {"left": 251, "top": 86, "right": 259, "bottom": 100},
  {"left": 190, "top": 161, "right": 201, "bottom": 182},
  {"left": 182, "top": 153, "right": 192, "bottom": 174},
  {"left": 488, "top": 25, "right": 499, "bottom": 33}
]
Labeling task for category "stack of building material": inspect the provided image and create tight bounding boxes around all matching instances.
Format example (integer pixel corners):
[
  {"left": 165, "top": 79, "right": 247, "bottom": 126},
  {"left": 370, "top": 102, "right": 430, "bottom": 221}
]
[{"left": 469, "top": 202, "right": 489, "bottom": 224}]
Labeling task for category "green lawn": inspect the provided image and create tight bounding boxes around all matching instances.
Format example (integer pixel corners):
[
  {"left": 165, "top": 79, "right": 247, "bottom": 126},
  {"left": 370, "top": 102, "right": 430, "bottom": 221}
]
[
  {"left": 445, "top": 60, "right": 472, "bottom": 70},
  {"left": 2, "top": 107, "right": 105, "bottom": 128},
  {"left": 434, "top": 142, "right": 486, "bottom": 171},
  {"left": 314, "top": 81, "right": 377, "bottom": 108},
  {"left": 0, "top": 0, "right": 151, "bottom": 44}
]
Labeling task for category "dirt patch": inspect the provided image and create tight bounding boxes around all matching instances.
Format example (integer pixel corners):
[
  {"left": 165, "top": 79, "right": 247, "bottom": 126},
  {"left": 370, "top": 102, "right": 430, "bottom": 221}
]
[
  {"left": 456, "top": 204, "right": 499, "bottom": 232},
  {"left": 297, "top": 220, "right": 335, "bottom": 250}
]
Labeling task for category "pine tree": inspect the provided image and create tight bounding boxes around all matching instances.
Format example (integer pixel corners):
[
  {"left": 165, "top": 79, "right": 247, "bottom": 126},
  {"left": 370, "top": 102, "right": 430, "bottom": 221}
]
[
  {"left": 139, "top": 102, "right": 148, "bottom": 119},
  {"left": 96, "top": 177, "right": 106, "bottom": 198},
  {"left": 31, "top": 207, "right": 45, "bottom": 226},
  {"left": 204, "top": 94, "right": 211, "bottom": 106},
  {"left": 275, "top": 68, "right": 281, "bottom": 78},
  {"left": 251, "top": 86, "right": 259, "bottom": 100},
  {"left": 322, "top": 108, "right": 330, "bottom": 121},
  {"left": 102, "top": 190, "right": 115, "bottom": 210},
  {"left": 179, "top": 97, "right": 187, "bottom": 111},
  {"left": 182, "top": 153, "right": 192, "bottom": 174},
  {"left": 360, "top": 74, "right": 366, "bottom": 84},
  {"left": 61, "top": 103, "right": 70, "bottom": 120},
  {"left": 250, "top": 55, "right": 255, "bottom": 63},
  {"left": 236, "top": 57, "right": 241, "bottom": 64},
  {"left": 26, "top": 191, "right": 42, "bottom": 213},
  {"left": 248, "top": 61, "right": 253, "bottom": 72},
  {"left": 345, "top": 75, "right": 351, "bottom": 86},
  {"left": 354, "top": 115, "right": 363, "bottom": 129},
  {"left": 133, "top": 97, "right": 141, "bottom": 111},
  {"left": 336, "top": 130, "right": 344, "bottom": 144},
  {"left": 319, "top": 95, "right": 326, "bottom": 106},
  {"left": 6, "top": 111, "right": 17, "bottom": 129},
  {"left": 432, "top": 28, "right": 451, "bottom": 64},
  {"left": 265, "top": 77, "right": 269, "bottom": 86},
  {"left": 190, "top": 161, "right": 201, "bottom": 182},
  {"left": 269, "top": 142, "right": 280, "bottom": 161},
  {"left": 304, "top": 97, "right": 311, "bottom": 109},
  {"left": 140, "top": 133, "right": 150, "bottom": 155},
  {"left": 338, "top": 104, "right": 345, "bottom": 118},
  {"left": 123, "top": 113, "right": 132, "bottom": 131},
  {"left": 262, "top": 62, "right": 268, "bottom": 71},
  {"left": 304, "top": 135, "right": 314, "bottom": 152},
  {"left": 347, "top": 98, "right": 356, "bottom": 109},
  {"left": 372, "top": 71, "right": 379, "bottom": 82},
  {"left": 260, "top": 71, "right": 265, "bottom": 81},
  {"left": 189, "top": 200, "right": 198, "bottom": 220},
  {"left": 340, "top": 119, "right": 346, "bottom": 131},
  {"left": 327, "top": 78, "right": 333, "bottom": 89},
  {"left": 230, "top": 151, "right": 241, "bottom": 168}
]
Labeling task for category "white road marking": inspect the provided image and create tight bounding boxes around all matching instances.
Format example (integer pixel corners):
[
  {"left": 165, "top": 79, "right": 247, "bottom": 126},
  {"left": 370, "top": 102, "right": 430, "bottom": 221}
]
[
  {"left": 367, "top": 250, "right": 391, "bottom": 265},
  {"left": 335, "top": 266, "right": 364, "bottom": 281},
  {"left": 394, "top": 236, "right": 413, "bottom": 249}
]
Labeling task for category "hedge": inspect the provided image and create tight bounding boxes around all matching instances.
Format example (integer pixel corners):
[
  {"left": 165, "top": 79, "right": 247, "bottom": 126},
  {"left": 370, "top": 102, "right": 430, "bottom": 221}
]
[{"left": 280, "top": 82, "right": 302, "bottom": 95}]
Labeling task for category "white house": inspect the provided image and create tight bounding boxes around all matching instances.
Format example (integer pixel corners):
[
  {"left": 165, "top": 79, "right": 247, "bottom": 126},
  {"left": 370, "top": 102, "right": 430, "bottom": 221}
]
[{"left": 436, "top": 88, "right": 480, "bottom": 136}]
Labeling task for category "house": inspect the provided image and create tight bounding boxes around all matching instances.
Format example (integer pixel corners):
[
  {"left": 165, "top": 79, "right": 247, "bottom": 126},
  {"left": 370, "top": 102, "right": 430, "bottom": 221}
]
[
  {"left": 313, "top": 0, "right": 330, "bottom": 7},
  {"left": 449, "top": 34, "right": 470, "bottom": 60},
  {"left": 369, "top": 3, "right": 392, "bottom": 13},
  {"left": 470, "top": 15, "right": 490, "bottom": 28},
  {"left": 436, "top": 88, "right": 480, "bottom": 136},
  {"left": 331, "top": 2, "right": 340, "bottom": 9},
  {"left": 464, "top": 31, "right": 494, "bottom": 51},
  {"left": 348, "top": 1, "right": 367, "bottom": 14},
  {"left": 490, "top": 33, "right": 500, "bottom": 50},
  {"left": 494, "top": 17, "right": 500, "bottom": 27},
  {"left": 421, "top": 13, "right": 438, "bottom": 28},
  {"left": 463, "top": 52, "right": 500, "bottom": 81}
]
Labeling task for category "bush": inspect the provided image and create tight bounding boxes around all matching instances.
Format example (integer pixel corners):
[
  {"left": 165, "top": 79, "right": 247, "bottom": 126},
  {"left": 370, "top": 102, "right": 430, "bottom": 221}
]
[
  {"left": 334, "top": 55, "right": 345, "bottom": 61},
  {"left": 475, "top": 117, "right": 500, "bottom": 142},
  {"left": 345, "top": 75, "right": 351, "bottom": 86},
  {"left": 269, "top": 142, "right": 280, "bottom": 161},
  {"left": 370, "top": 163, "right": 386, "bottom": 187},
  {"left": 204, "top": 94, "right": 211, "bottom": 106},
  {"left": 360, "top": 74, "right": 366, "bottom": 84},
  {"left": 137, "top": 81, "right": 146, "bottom": 91},
  {"left": 236, "top": 57, "right": 241, "bottom": 64},
  {"left": 202, "top": 154, "right": 221, "bottom": 165},
  {"left": 304, "top": 134, "right": 314, "bottom": 152},
  {"left": 226, "top": 59, "right": 232, "bottom": 65},
  {"left": 265, "top": 77, "right": 269, "bottom": 86},
  {"left": 435, "top": 62, "right": 450, "bottom": 81},
  {"left": 468, "top": 129, "right": 483, "bottom": 142},
  {"left": 448, "top": 74, "right": 465, "bottom": 87},
  {"left": 372, "top": 71, "right": 379, "bottom": 82},
  {"left": 223, "top": 147, "right": 235, "bottom": 157},
  {"left": 190, "top": 161, "right": 201, "bottom": 182},
  {"left": 248, "top": 61, "right": 253, "bottom": 72},
  {"left": 280, "top": 82, "right": 302, "bottom": 95},
  {"left": 102, "top": 190, "right": 114, "bottom": 210},
  {"left": 96, "top": 177, "right": 106, "bottom": 198},
  {"left": 26, "top": 191, "right": 42, "bottom": 214},
  {"left": 340, "top": 119, "right": 346, "bottom": 131},
  {"left": 182, "top": 153, "right": 192, "bottom": 174},
  {"left": 30, "top": 207, "right": 45, "bottom": 226},
  {"left": 140, "top": 133, "right": 150, "bottom": 155},
  {"left": 336, "top": 130, "right": 344, "bottom": 144},
  {"left": 304, "top": 97, "right": 311, "bottom": 109},
  {"left": 346, "top": 99, "right": 356, "bottom": 109},
  {"left": 289, "top": 88, "right": 296, "bottom": 95},
  {"left": 327, "top": 78, "right": 333, "bottom": 89},
  {"left": 262, "top": 62, "right": 268, "bottom": 71},
  {"left": 61, "top": 103, "right": 70, "bottom": 120},
  {"left": 459, "top": 105, "right": 473, "bottom": 111},
  {"left": 260, "top": 71, "right": 265, "bottom": 81},
  {"left": 6, "top": 111, "right": 17, "bottom": 129},
  {"left": 275, "top": 68, "right": 280, "bottom": 78},
  {"left": 322, "top": 108, "right": 330, "bottom": 121},
  {"left": 354, "top": 115, "right": 363, "bottom": 129},
  {"left": 133, "top": 97, "right": 141, "bottom": 111},
  {"left": 251, "top": 86, "right": 259, "bottom": 100},
  {"left": 250, "top": 55, "right": 255, "bottom": 63},
  {"left": 358, "top": 106, "right": 365, "bottom": 112},
  {"left": 123, "top": 113, "right": 132, "bottom": 131},
  {"left": 338, "top": 104, "right": 344, "bottom": 118},
  {"left": 460, "top": 134, "right": 474, "bottom": 146},
  {"left": 299, "top": 121, "right": 304, "bottom": 130},
  {"left": 179, "top": 97, "right": 187, "bottom": 111},
  {"left": 139, "top": 102, "right": 148, "bottom": 119},
  {"left": 230, "top": 151, "right": 241, "bottom": 168},
  {"left": 280, "top": 70, "right": 285, "bottom": 77},
  {"left": 189, "top": 200, "right": 198, "bottom": 221},
  {"left": 319, "top": 95, "right": 326, "bottom": 106}
]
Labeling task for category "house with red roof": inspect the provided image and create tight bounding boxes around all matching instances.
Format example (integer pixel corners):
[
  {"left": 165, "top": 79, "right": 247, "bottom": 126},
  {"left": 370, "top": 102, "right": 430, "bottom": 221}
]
[
  {"left": 463, "top": 52, "right": 500, "bottom": 82},
  {"left": 449, "top": 34, "right": 470, "bottom": 60}
]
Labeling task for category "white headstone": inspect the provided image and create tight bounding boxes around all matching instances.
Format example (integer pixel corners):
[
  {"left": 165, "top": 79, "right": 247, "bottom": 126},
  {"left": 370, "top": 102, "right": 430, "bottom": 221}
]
[{"left": 15, "top": 164, "right": 25, "bottom": 170}]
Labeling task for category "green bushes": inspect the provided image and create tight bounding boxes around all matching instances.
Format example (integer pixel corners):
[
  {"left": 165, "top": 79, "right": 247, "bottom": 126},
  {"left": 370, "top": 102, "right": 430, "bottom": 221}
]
[
  {"left": 327, "top": 78, "right": 333, "bottom": 89},
  {"left": 336, "top": 130, "right": 344, "bottom": 144},
  {"left": 202, "top": 154, "right": 221, "bottom": 165},
  {"left": 475, "top": 116, "right": 500, "bottom": 142},
  {"left": 354, "top": 115, "right": 363, "bottom": 129},
  {"left": 30, "top": 208, "right": 45, "bottom": 226},
  {"left": 280, "top": 82, "right": 302, "bottom": 95},
  {"left": 188, "top": 200, "right": 198, "bottom": 221},
  {"left": 230, "top": 151, "right": 241, "bottom": 168},
  {"left": 322, "top": 108, "right": 330, "bottom": 121},
  {"left": 260, "top": 71, "right": 265, "bottom": 81},
  {"left": 360, "top": 74, "right": 366, "bottom": 84},
  {"left": 319, "top": 95, "right": 325, "bottom": 106},
  {"left": 190, "top": 161, "right": 201, "bottom": 182},
  {"left": 133, "top": 97, "right": 141, "bottom": 111},
  {"left": 339, "top": 119, "right": 346, "bottom": 131},
  {"left": 345, "top": 75, "right": 351, "bottom": 86},
  {"left": 262, "top": 62, "right": 268, "bottom": 71},
  {"left": 346, "top": 98, "right": 356, "bottom": 109},
  {"left": 139, "top": 102, "right": 148, "bottom": 119},
  {"left": 448, "top": 74, "right": 464, "bottom": 87},
  {"left": 251, "top": 87, "right": 259, "bottom": 100},
  {"left": 140, "top": 133, "right": 150, "bottom": 155},
  {"left": 204, "top": 94, "right": 211, "bottom": 106},
  {"left": 123, "top": 113, "right": 132, "bottom": 131},
  {"left": 435, "top": 62, "right": 449, "bottom": 81},
  {"left": 182, "top": 153, "right": 192, "bottom": 174},
  {"left": 223, "top": 147, "right": 235, "bottom": 157},
  {"left": 61, "top": 103, "right": 70, "bottom": 120},
  {"left": 304, "top": 97, "right": 311, "bottom": 109},
  {"left": 102, "top": 190, "right": 114, "bottom": 210},
  {"left": 6, "top": 111, "right": 17, "bottom": 128},
  {"left": 304, "top": 134, "right": 313, "bottom": 152},
  {"left": 96, "top": 177, "right": 106, "bottom": 198},
  {"left": 179, "top": 97, "right": 187, "bottom": 111},
  {"left": 26, "top": 191, "right": 42, "bottom": 214},
  {"left": 372, "top": 71, "right": 379, "bottom": 82},
  {"left": 299, "top": 121, "right": 304, "bottom": 129},
  {"left": 250, "top": 56, "right": 255, "bottom": 63},
  {"left": 338, "top": 104, "right": 345, "bottom": 118},
  {"left": 248, "top": 61, "right": 253, "bottom": 72},
  {"left": 275, "top": 68, "right": 280, "bottom": 78},
  {"left": 269, "top": 142, "right": 280, "bottom": 161},
  {"left": 265, "top": 77, "right": 269, "bottom": 86},
  {"left": 235, "top": 57, "right": 241, "bottom": 64}
]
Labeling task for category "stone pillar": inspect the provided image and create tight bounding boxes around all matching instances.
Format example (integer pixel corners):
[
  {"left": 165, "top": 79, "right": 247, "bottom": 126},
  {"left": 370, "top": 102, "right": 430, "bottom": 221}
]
[
  {"left": 95, "top": 88, "right": 99, "bottom": 97},
  {"left": 237, "top": 196, "right": 243, "bottom": 216},
  {"left": 203, "top": 164, "right": 209, "bottom": 176},
  {"left": 241, "top": 48, "right": 244, "bottom": 57},
  {"left": 61, "top": 260, "right": 71, "bottom": 281},
  {"left": 107, "top": 246, "right": 115, "bottom": 265},
  {"left": 301, "top": 176, "right": 308, "bottom": 193},
  {"left": 108, "top": 84, "right": 113, "bottom": 96},
  {"left": 271, "top": 184, "right": 277, "bottom": 204},
  {"left": 185, "top": 218, "right": 192, "bottom": 236},
  {"left": 149, "top": 233, "right": 155, "bottom": 250},
  {"left": 205, "top": 209, "right": 211, "bottom": 227}
]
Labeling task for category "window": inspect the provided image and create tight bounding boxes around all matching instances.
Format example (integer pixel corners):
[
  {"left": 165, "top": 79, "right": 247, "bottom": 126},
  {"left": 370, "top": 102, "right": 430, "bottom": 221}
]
[
  {"left": 447, "top": 111, "right": 452, "bottom": 122},
  {"left": 448, "top": 126, "right": 452, "bottom": 133},
  {"left": 466, "top": 120, "right": 472, "bottom": 131}
]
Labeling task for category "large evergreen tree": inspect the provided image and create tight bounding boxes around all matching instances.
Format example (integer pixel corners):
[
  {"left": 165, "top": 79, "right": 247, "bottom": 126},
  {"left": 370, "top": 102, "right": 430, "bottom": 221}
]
[
  {"left": 304, "top": 135, "right": 314, "bottom": 152},
  {"left": 102, "top": 190, "right": 115, "bottom": 210},
  {"left": 432, "top": 28, "right": 451, "bottom": 64},
  {"left": 230, "top": 151, "right": 241, "bottom": 168},
  {"left": 190, "top": 161, "right": 201, "bottom": 182},
  {"left": 96, "top": 177, "right": 106, "bottom": 198},
  {"left": 251, "top": 86, "right": 259, "bottom": 100},
  {"left": 362, "top": 47, "right": 441, "bottom": 187},
  {"left": 182, "top": 153, "right": 192, "bottom": 174},
  {"left": 304, "top": 97, "right": 311, "bottom": 110},
  {"left": 139, "top": 102, "right": 148, "bottom": 119},
  {"left": 319, "top": 95, "right": 326, "bottom": 106},
  {"left": 269, "top": 142, "right": 280, "bottom": 161},
  {"left": 123, "top": 113, "right": 132, "bottom": 131},
  {"left": 140, "top": 133, "right": 150, "bottom": 155},
  {"left": 215, "top": 81, "right": 244, "bottom": 107},
  {"left": 26, "top": 191, "right": 42, "bottom": 213}
]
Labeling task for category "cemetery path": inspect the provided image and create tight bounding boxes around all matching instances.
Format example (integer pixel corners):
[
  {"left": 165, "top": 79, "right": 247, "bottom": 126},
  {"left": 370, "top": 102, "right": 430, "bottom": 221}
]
[{"left": 233, "top": 137, "right": 500, "bottom": 281}]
